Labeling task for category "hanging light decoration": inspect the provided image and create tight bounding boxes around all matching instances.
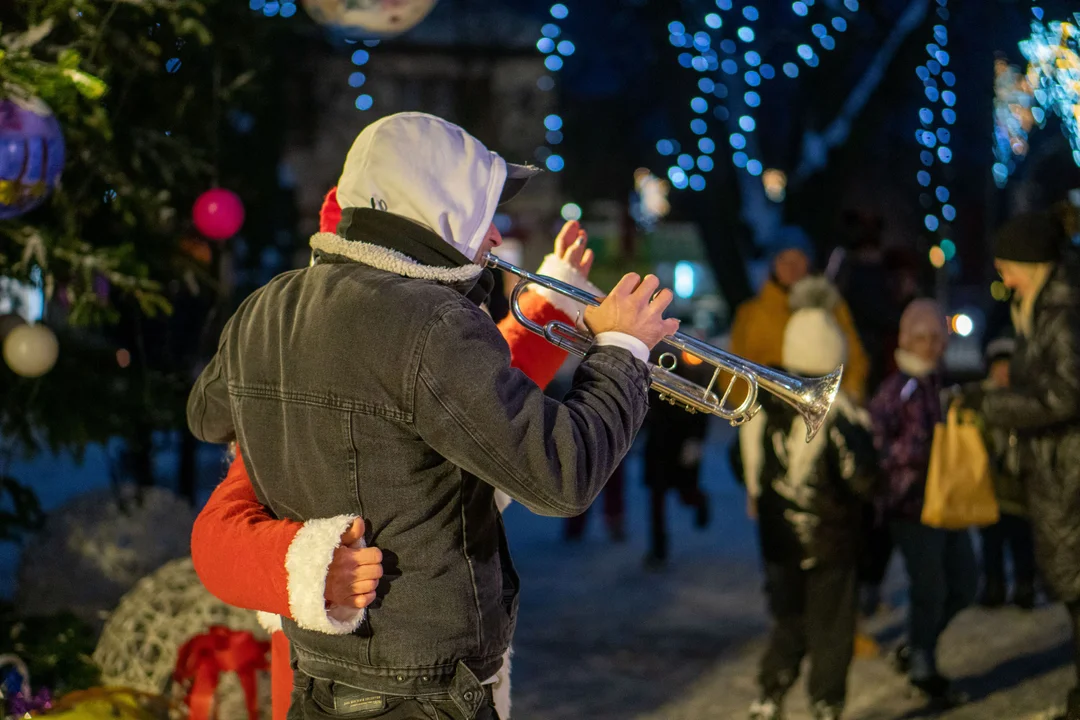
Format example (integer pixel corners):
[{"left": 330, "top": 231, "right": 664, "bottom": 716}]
[
  {"left": 916, "top": 0, "right": 956, "bottom": 270},
  {"left": 657, "top": 0, "right": 861, "bottom": 191},
  {"left": 991, "top": 57, "right": 1039, "bottom": 188},
  {"left": 1020, "top": 9, "right": 1080, "bottom": 168},
  {"left": 535, "top": 4, "right": 571, "bottom": 174}
]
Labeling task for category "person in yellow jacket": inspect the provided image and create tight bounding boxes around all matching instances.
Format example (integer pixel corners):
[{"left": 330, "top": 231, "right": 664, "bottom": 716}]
[{"left": 730, "top": 237, "right": 869, "bottom": 404}]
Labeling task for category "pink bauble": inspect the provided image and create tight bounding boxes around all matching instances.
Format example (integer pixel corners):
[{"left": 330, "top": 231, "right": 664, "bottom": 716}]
[{"left": 192, "top": 188, "right": 245, "bottom": 242}]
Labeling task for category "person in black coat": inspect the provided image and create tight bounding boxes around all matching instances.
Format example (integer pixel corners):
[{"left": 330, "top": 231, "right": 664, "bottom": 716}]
[
  {"left": 741, "top": 278, "right": 878, "bottom": 720},
  {"left": 962, "top": 210, "right": 1080, "bottom": 720}
]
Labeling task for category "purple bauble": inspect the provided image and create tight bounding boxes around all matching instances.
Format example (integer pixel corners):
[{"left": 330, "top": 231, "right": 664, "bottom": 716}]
[{"left": 0, "top": 96, "right": 65, "bottom": 220}]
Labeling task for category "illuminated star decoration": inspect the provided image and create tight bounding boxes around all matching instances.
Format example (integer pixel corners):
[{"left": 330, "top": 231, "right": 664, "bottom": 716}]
[
  {"left": 657, "top": 0, "right": 861, "bottom": 192},
  {"left": 991, "top": 57, "right": 1040, "bottom": 188},
  {"left": 535, "top": 3, "right": 573, "bottom": 173},
  {"left": 1020, "top": 9, "right": 1080, "bottom": 168},
  {"left": 917, "top": 0, "right": 957, "bottom": 272}
]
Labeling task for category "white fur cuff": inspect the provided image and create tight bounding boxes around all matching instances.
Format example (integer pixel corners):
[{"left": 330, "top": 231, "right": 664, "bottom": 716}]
[
  {"left": 285, "top": 515, "right": 367, "bottom": 635},
  {"left": 492, "top": 647, "right": 512, "bottom": 719},
  {"left": 255, "top": 611, "right": 283, "bottom": 634},
  {"left": 531, "top": 254, "right": 602, "bottom": 321}
]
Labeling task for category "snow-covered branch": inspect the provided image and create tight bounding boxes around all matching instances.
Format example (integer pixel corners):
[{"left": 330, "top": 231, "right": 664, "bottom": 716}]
[{"left": 792, "top": 0, "right": 931, "bottom": 183}]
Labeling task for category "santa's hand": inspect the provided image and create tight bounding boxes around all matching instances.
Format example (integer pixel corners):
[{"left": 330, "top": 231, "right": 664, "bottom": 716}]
[
  {"left": 553, "top": 220, "right": 594, "bottom": 279},
  {"left": 325, "top": 518, "right": 384, "bottom": 609}
]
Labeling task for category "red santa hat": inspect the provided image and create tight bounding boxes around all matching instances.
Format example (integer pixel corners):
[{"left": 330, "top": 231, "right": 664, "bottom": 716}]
[{"left": 320, "top": 187, "right": 342, "bottom": 234}]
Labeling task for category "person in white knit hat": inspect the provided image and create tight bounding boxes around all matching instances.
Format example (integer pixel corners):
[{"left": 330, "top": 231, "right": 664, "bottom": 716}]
[{"left": 741, "top": 276, "right": 878, "bottom": 720}]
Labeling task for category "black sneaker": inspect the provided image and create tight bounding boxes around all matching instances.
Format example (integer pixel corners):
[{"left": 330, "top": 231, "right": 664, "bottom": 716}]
[{"left": 748, "top": 698, "right": 784, "bottom": 720}]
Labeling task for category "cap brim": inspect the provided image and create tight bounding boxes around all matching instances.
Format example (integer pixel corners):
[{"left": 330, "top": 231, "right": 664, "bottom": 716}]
[{"left": 498, "top": 163, "right": 542, "bottom": 205}]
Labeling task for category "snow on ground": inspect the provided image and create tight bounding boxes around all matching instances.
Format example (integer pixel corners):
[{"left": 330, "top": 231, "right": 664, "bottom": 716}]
[{"left": 4, "top": 420, "right": 1076, "bottom": 719}]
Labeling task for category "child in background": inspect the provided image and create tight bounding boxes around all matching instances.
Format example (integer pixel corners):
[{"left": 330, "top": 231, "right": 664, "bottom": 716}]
[
  {"left": 870, "top": 299, "right": 975, "bottom": 707},
  {"left": 977, "top": 336, "right": 1036, "bottom": 610},
  {"left": 742, "top": 277, "right": 878, "bottom": 720}
]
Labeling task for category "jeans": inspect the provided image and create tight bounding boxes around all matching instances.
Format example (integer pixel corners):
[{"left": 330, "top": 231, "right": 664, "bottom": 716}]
[
  {"left": 891, "top": 521, "right": 977, "bottom": 679},
  {"left": 979, "top": 513, "right": 1036, "bottom": 595},
  {"left": 289, "top": 662, "right": 497, "bottom": 720},
  {"left": 758, "top": 561, "right": 858, "bottom": 710}
]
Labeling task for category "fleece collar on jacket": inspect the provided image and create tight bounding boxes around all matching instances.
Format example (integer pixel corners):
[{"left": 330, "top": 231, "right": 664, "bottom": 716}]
[{"left": 310, "top": 207, "right": 494, "bottom": 307}]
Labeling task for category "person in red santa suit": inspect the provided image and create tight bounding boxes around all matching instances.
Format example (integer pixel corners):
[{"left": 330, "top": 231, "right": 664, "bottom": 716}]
[{"left": 190, "top": 186, "right": 602, "bottom": 720}]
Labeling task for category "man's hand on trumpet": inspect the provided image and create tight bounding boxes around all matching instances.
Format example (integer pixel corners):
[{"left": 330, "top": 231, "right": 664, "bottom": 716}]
[{"left": 585, "top": 273, "right": 680, "bottom": 350}]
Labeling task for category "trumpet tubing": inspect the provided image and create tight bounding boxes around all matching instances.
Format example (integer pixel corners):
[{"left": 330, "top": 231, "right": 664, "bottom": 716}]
[{"left": 485, "top": 254, "right": 843, "bottom": 442}]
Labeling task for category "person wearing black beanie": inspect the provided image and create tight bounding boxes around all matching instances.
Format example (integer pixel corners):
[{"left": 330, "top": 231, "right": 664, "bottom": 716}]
[{"left": 964, "top": 209, "right": 1080, "bottom": 720}]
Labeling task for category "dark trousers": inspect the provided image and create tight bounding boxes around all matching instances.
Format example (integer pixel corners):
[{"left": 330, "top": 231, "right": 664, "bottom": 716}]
[
  {"left": 648, "top": 483, "right": 705, "bottom": 560},
  {"left": 758, "top": 561, "right": 858, "bottom": 710},
  {"left": 565, "top": 463, "right": 625, "bottom": 539},
  {"left": 979, "top": 513, "right": 1036, "bottom": 593},
  {"left": 858, "top": 504, "right": 893, "bottom": 587},
  {"left": 891, "top": 521, "right": 977, "bottom": 679},
  {"left": 290, "top": 665, "right": 496, "bottom": 720}
]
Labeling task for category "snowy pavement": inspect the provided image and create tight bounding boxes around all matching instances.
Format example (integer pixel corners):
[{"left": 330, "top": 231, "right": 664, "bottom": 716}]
[
  {"left": 4, "top": 421, "right": 1077, "bottom": 719},
  {"left": 503, "top": 421, "right": 1076, "bottom": 720}
]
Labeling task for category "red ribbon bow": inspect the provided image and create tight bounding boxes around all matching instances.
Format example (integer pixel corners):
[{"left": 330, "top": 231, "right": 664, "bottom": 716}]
[{"left": 173, "top": 626, "right": 269, "bottom": 720}]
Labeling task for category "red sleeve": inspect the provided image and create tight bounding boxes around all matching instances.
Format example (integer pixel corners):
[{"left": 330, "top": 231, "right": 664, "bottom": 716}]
[
  {"left": 498, "top": 292, "right": 572, "bottom": 391},
  {"left": 190, "top": 450, "right": 299, "bottom": 617}
]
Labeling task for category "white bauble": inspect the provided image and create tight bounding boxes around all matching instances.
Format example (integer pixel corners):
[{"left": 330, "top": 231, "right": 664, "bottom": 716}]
[
  {"left": 301, "top": 0, "right": 438, "bottom": 38},
  {"left": 3, "top": 323, "right": 58, "bottom": 377}
]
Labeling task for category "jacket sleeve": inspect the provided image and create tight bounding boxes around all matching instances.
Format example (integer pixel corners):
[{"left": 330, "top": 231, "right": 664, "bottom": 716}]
[
  {"left": 414, "top": 303, "right": 650, "bottom": 517},
  {"left": 834, "top": 299, "right": 869, "bottom": 404},
  {"left": 188, "top": 300, "right": 575, "bottom": 629},
  {"left": 188, "top": 319, "right": 236, "bottom": 445},
  {"left": 979, "top": 306, "right": 1080, "bottom": 430},
  {"left": 190, "top": 451, "right": 366, "bottom": 635}
]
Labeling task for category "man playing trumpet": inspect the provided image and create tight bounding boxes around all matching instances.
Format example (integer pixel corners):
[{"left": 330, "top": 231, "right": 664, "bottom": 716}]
[{"left": 187, "top": 112, "right": 678, "bottom": 719}]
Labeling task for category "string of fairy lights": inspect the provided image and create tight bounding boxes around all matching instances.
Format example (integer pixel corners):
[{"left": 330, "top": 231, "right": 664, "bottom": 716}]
[
  {"left": 656, "top": 0, "right": 861, "bottom": 193},
  {"left": 534, "top": 3, "right": 573, "bottom": 174},
  {"left": 1020, "top": 8, "right": 1080, "bottom": 167},
  {"left": 918, "top": 0, "right": 957, "bottom": 273}
]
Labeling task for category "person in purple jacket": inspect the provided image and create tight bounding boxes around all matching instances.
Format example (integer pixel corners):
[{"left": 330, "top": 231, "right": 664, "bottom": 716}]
[{"left": 869, "top": 298, "right": 976, "bottom": 708}]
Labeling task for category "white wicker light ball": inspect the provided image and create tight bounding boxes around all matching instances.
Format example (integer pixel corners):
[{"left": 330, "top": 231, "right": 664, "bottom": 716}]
[
  {"left": 3, "top": 323, "right": 58, "bottom": 377},
  {"left": 15, "top": 485, "right": 196, "bottom": 627},
  {"left": 94, "top": 557, "right": 271, "bottom": 719}
]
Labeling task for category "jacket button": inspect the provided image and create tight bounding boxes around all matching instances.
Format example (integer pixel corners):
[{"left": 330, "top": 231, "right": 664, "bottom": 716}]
[
  {"left": 463, "top": 691, "right": 475, "bottom": 702},
  {"left": 396, "top": 675, "right": 405, "bottom": 683},
  {"left": 421, "top": 676, "right": 430, "bottom": 683}
]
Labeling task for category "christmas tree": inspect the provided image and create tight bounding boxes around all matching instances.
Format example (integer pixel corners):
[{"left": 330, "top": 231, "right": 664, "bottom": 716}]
[{"left": 0, "top": 0, "right": 294, "bottom": 517}]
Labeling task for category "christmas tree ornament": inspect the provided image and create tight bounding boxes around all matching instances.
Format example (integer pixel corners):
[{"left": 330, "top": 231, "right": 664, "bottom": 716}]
[
  {"left": 301, "top": 0, "right": 438, "bottom": 38},
  {"left": 0, "top": 96, "right": 65, "bottom": 219},
  {"left": 2, "top": 323, "right": 58, "bottom": 378},
  {"left": 173, "top": 627, "right": 269, "bottom": 720},
  {"left": 94, "top": 558, "right": 270, "bottom": 719},
  {"left": 192, "top": 188, "right": 245, "bottom": 241},
  {"left": 0, "top": 313, "right": 26, "bottom": 341}
]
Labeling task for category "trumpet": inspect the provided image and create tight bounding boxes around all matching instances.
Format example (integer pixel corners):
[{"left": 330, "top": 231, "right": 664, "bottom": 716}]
[{"left": 485, "top": 254, "right": 843, "bottom": 442}]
